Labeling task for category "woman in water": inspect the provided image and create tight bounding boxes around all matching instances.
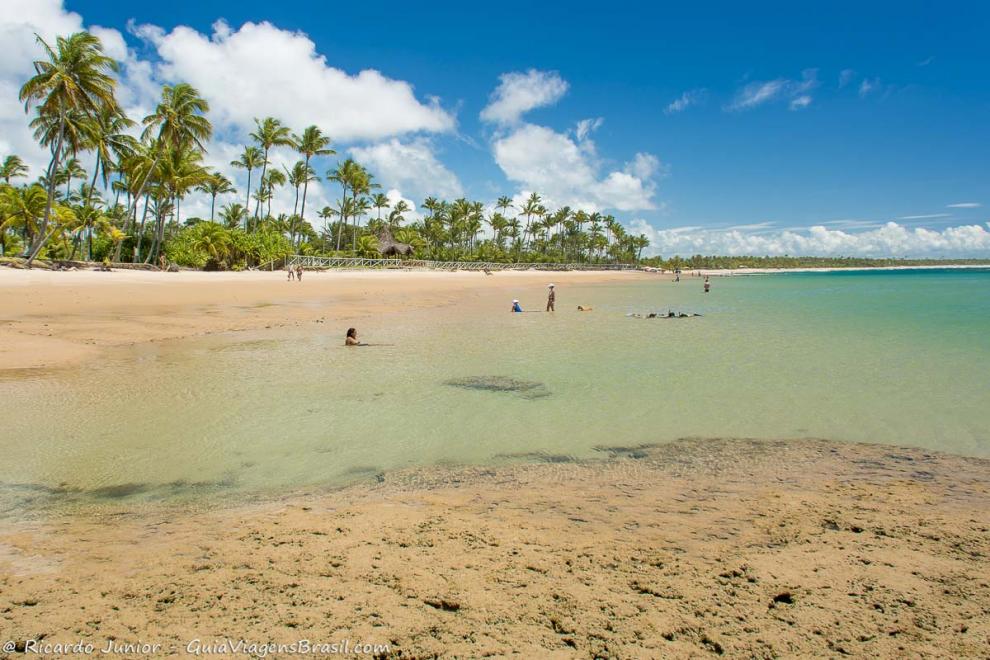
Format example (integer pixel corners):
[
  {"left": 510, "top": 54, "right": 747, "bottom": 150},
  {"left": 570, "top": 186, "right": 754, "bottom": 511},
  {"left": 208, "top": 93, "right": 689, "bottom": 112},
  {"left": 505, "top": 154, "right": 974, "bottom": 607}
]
[
  {"left": 345, "top": 328, "right": 363, "bottom": 346},
  {"left": 512, "top": 299, "right": 523, "bottom": 312}
]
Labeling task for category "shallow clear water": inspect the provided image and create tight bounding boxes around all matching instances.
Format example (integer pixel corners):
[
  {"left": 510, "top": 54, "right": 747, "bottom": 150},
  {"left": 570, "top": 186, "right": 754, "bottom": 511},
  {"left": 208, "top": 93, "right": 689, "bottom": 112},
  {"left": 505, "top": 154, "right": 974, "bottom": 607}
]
[{"left": 2, "top": 268, "right": 988, "bottom": 515}]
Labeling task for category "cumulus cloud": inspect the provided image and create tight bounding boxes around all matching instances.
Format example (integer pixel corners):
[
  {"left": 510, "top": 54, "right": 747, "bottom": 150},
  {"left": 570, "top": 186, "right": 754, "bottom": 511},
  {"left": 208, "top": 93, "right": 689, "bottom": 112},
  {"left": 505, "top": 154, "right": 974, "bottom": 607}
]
[
  {"left": 492, "top": 123, "right": 659, "bottom": 212},
  {"left": 480, "top": 69, "right": 568, "bottom": 125},
  {"left": 349, "top": 138, "right": 463, "bottom": 200},
  {"left": 665, "top": 88, "right": 707, "bottom": 114},
  {"left": 0, "top": 1, "right": 130, "bottom": 173},
  {"left": 726, "top": 69, "right": 818, "bottom": 111},
  {"left": 0, "top": 2, "right": 461, "bottom": 228},
  {"left": 629, "top": 220, "right": 990, "bottom": 258},
  {"left": 135, "top": 20, "right": 455, "bottom": 141}
]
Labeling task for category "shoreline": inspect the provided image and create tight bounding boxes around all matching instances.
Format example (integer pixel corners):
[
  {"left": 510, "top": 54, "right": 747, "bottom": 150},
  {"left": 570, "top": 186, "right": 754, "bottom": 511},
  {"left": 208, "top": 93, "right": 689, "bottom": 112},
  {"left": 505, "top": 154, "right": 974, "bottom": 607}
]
[
  {"left": 1, "top": 436, "right": 987, "bottom": 657},
  {"left": 0, "top": 268, "right": 648, "bottom": 371}
]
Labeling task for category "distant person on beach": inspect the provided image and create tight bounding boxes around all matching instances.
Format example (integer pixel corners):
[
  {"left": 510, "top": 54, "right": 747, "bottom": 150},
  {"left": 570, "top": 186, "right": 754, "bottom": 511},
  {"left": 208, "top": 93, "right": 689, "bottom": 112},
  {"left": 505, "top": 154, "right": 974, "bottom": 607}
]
[
  {"left": 296, "top": 264, "right": 303, "bottom": 282},
  {"left": 577, "top": 305, "right": 592, "bottom": 311},
  {"left": 287, "top": 264, "right": 295, "bottom": 281},
  {"left": 546, "top": 284, "right": 556, "bottom": 312},
  {"left": 512, "top": 299, "right": 523, "bottom": 312},
  {"left": 704, "top": 276, "right": 710, "bottom": 293},
  {"left": 345, "top": 328, "right": 363, "bottom": 346}
]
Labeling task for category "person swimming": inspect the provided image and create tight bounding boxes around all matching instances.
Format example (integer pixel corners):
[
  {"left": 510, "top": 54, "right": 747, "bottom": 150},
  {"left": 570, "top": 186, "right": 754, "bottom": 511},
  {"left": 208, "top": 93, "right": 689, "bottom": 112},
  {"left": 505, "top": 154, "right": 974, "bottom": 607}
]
[
  {"left": 512, "top": 299, "right": 523, "bottom": 312},
  {"left": 345, "top": 328, "right": 363, "bottom": 346}
]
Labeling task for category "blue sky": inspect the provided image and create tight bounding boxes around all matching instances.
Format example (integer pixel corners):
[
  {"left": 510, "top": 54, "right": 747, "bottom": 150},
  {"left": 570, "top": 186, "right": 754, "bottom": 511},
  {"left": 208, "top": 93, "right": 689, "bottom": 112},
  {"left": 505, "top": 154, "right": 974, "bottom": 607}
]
[{"left": 2, "top": 0, "right": 989, "bottom": 255}]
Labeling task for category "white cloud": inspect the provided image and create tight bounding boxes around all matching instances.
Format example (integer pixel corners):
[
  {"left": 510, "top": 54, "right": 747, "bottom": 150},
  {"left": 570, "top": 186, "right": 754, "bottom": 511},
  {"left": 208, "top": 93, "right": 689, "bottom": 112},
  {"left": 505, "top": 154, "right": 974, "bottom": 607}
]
[
  {"left": 789, "top": 95, "right": 812, "bottom": 110},
  {"left": 350, "top": 138, "right": 463, "bottom": 200},
  {"left": 665, "top": 88, "right": 707, "bottom": 114},
  {"left": 897, "top": 213, "right": 950, "bottom": 220},
  {"left": 838, "top": 69, "right": 855, "bottom": 88},
  {"left": 575, "top": 117, "right": 603, "bottom": 141},
  {"left": 630, "top": 220, "right": 990, "bottom": 258},
  {"left": 134, "top": 20, "right": 455, "bottom": 142},
  {"left": 859, "top": 78, "right": 878, "bottom": 97},
  {"left": 492, "top": 123, "right": 659, "bottom": 212},
  {"left": 0, "top": 2, "right": 132, "bottom": 174},
  {"left": 947, "top": 202, "right": 981, "bottom": 209},
  {"left": 726, "top": 69, "right": 818, "bottom": 111},
  {"left": 480, "top": 69, "right": 568, "bottom": 125}
]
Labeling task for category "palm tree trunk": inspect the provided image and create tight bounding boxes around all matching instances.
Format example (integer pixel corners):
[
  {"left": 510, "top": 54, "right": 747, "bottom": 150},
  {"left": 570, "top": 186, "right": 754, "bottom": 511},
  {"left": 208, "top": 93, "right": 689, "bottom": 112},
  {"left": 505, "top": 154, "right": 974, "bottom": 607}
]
[
  {"left": 86, "top": 153, "right": 101, "bottom": 209},
  {"left": 254, "top": 150, "right": 269, "bottom": 219},
  {"left": 245, "top": 168, "right": 252, "bottom": 221},
  {"left": 27, "top": 112, "right": 66, "bottom": 266},
  {"left": 300, "top": 156, "right": 311, "bottom": 221},
  {"left": 134, "top": 194, "right": 150, "bottom": 261},
  {"left": 210, "top": 194, "right": 216, "bottom": 222}
]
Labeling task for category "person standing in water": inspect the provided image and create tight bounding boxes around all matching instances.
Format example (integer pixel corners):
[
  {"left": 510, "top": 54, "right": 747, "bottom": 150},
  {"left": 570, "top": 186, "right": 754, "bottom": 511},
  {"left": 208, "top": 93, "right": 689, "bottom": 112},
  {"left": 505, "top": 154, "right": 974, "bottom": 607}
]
[
  {"left": 704, "top": 276, "right": 711, "bottom": 293},
  {"left": 512, "top": 299, "right": 523, "bottom": 312},
  {"left": 546, "top": 284, "right": 556, "bottom": 312}
]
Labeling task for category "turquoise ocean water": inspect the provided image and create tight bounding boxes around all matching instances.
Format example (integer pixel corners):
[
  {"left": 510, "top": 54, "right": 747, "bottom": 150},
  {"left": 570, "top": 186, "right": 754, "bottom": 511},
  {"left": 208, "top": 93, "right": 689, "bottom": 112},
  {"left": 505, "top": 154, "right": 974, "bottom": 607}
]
[{"left": 1, "top": 268, "right": 987, "bottom": 515}]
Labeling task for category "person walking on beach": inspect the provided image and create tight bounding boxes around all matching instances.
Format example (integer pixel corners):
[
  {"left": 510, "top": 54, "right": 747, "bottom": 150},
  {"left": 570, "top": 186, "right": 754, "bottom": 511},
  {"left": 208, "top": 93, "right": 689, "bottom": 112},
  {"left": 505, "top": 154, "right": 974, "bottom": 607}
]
[
  {"left": 296, "top": 264, "right": 303, "bottom": 282},
  {"left": 546, "top": 284, "right": 556, "bottom": 312},
  {"left": 287, "top": 264, "right": 295, "bottom": 281},
  {"left": 512, "top": 299, "right": 523, "bottom": 312}
]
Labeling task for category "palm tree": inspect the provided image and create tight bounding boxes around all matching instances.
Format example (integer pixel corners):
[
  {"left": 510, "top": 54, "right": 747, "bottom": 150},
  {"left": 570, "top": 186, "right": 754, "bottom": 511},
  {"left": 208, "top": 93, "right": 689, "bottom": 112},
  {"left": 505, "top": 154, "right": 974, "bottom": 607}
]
[
  {"left": 83, "top": 105, "right": 137, "bottom": 208},
  {"left": 19, "top": 31, "right": 119, "bottom": 264},
  {"left": 250, "top": 117, "right": 295, "bottom": 218},
  {"left": 197, "top": 172, "right": 235, "bottom": 221},
  {"left": 284, "top": 161, "right": 315, "bottom": 217},
  {"left": 58, "top": 157, "right": 86, "bottom": 199},
  {"left": 371, "top": 192, "right": 390, "bottom": 222},
  {"left": 0, "top": 155, "right": 29, "bottom": 184},
  {"left": 387, "top": 200, "right": 410, "bottom": 227},
  {"left": 327, "top": 158, "right": 363, "bottom": 251},
  {"left": 0, "top": 184, "right": 47, "bottom": 255},
  {"left": 519, "top": 192, "right": 543, "bottom": 250},
  {"left": 230, "top": 146, "right": 263, "bottom": 220},
  {"left": 262, "top": 169, "right": 286, "bottom": 218},
  {"left": 293, "top": 125, "right": 333, "bottom": 223},
  {"left": 219, "top": 202, "right": 247, "bottom": 230},
  {"left": 127, "top": 82, "right": 211, "bottom": 252}
]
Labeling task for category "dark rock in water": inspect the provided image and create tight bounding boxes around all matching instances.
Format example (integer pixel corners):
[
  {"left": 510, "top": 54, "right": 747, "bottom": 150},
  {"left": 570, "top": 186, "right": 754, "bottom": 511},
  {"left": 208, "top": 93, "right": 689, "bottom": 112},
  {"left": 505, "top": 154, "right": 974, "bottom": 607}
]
[
  {"left": 494, "top": 451, "right": 576, "bottom": 464},
  {"left": 444, "top": 376, "right": 550, "bottom": 399}
]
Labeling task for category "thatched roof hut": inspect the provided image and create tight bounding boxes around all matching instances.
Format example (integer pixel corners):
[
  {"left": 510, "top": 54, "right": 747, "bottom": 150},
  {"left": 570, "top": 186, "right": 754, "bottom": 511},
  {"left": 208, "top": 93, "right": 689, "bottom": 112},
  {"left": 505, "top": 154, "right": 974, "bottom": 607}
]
[{"left": 376, "top": 227, "right": 414, "bottom": 257}]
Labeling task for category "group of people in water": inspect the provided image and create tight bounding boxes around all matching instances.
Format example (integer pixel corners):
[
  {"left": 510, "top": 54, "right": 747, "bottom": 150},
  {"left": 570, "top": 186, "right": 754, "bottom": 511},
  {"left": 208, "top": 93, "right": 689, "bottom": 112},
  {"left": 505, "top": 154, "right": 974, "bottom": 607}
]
[
  {"left": 511, "top": 283, "right": 557, "bottom": 313},
  {"left": 346, "top": 274, "right": 712, "bottom": 345}
]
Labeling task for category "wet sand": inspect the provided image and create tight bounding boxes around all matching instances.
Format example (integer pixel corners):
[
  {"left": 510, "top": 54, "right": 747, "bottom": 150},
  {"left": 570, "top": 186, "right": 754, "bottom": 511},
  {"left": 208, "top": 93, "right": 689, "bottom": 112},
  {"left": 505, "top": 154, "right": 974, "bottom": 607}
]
[
  {"left": 0, "top": 268, "right": 647, "bottom": 370},
  {"left": 1, "top": 438, "right": 988, "bottom": 658}
]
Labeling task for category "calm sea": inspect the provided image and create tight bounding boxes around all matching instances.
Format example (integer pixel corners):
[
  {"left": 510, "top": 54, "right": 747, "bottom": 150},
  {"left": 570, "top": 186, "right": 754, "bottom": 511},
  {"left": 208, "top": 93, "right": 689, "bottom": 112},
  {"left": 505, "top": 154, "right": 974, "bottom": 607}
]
[{"left": 2, "top": 268, "right": 987, "bottom": 515}]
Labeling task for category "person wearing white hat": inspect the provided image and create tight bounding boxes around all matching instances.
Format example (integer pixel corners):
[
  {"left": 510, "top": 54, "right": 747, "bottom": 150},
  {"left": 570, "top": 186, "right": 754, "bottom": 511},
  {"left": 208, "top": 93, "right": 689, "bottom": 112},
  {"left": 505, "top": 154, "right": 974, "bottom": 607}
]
[
  {"left": 546, "top": 283, "right": 556, "bottom": 312},
  {"left": 511, "top": 299, "right": 523, "bottom": 313}
]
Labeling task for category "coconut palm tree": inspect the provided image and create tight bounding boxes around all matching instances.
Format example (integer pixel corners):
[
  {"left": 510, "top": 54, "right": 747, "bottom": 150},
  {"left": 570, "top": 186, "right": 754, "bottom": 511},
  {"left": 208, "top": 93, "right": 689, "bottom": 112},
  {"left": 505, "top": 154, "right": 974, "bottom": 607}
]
[
  {"left": 196, "top": 172, "right": 235, "bottom": 221},
  {"left": 82, "top": 105, "right": 137, "bottom": 208},
  {"left": 127, "top": 83, "right": 211, "bottom": 252},
  {"left": 0, "top": 155, "right": 29, "bottom": 184},
  {"left": 284, "top": 161, "right": 315, "bottom": 217},
  {"left": 230, "top": 146, "right": 263, "bottom": 221},
  {"left": 250, "top": 117, "right": 294, "bottom": 219},
  {"left": 370, "top": 192, "right": 390, "bottom": 222},
  {"left": 261, "top": 169, "right": 286, "bottom": 218},
  {"left": 293, "top": 125, "right": 333, "bottom": 223},
  {"left": 19, "top": 31, "right": 119, "bottom": 264},
  {"left": 219, "top": 202, "right": 247, "bottom": 230},
  {"left": 0, "top": 184, "right": 47, "bottom": 255},
  {"left": 58, "top": 157, "right": 87, "bottom": 199},
  {"left": 387, "top": 200, "right": 410, "bottom": 227}
]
